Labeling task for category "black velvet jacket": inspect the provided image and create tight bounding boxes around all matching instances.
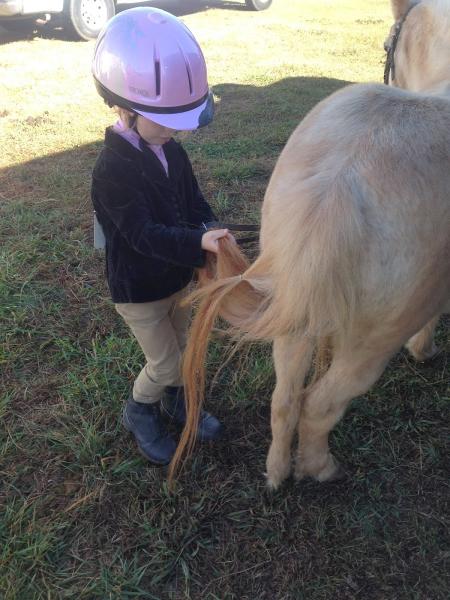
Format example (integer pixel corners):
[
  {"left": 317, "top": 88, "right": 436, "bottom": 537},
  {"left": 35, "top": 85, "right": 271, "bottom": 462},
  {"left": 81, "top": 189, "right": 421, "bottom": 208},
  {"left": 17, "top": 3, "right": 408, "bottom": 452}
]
[{"left": 91, "top": 128, "right": 215, "bottom": 302}]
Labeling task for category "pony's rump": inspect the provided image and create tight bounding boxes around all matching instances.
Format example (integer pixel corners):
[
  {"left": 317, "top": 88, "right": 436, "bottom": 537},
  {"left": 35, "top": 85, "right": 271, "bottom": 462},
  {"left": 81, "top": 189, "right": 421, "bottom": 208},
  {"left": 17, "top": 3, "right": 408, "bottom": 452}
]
[{"left": 170, "top": 0, "right": 450, "bottom": 486}]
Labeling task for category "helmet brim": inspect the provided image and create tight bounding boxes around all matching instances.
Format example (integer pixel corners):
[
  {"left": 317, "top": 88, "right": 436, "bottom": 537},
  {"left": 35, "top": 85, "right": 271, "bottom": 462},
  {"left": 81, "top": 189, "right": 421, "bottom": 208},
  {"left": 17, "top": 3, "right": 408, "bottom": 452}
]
[{"left": 135, "top": 91, "right": 214, "bottom": 131}]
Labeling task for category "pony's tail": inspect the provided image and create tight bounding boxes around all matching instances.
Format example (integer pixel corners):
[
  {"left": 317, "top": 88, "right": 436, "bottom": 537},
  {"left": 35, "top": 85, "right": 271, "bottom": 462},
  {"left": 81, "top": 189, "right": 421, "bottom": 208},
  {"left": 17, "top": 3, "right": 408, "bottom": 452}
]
[
  {"left": 169, "top": 171, "right": 366, "bottom": 481},
  {"left": 168, "top": 239, "right": 270, "bottom": 482}
]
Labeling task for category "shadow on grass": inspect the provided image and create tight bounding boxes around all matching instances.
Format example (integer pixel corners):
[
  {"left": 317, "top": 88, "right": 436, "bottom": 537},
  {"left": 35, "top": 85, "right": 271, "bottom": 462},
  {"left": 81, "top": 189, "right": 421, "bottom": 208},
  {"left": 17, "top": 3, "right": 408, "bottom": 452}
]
[
  {"left": 2, "top": 73, "right": 449, "bottom": 600},
  {"left": 1, "top": 75, "right": 351, "bottom": 208},
  {"left": 1, "top": 74, "right": 349, "bottom": 396}
]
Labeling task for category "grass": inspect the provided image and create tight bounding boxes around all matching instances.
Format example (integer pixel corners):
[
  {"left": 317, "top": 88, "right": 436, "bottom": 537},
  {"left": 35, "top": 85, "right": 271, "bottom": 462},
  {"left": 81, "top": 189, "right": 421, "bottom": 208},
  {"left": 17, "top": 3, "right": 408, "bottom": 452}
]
[{"left": 1, "top": 0, "right": 449, "bottom": 598}]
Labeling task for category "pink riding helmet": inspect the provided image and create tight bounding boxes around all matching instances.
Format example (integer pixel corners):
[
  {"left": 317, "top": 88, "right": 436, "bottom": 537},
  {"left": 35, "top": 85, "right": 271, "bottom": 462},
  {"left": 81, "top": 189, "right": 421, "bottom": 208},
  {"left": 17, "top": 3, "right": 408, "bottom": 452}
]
[{"left": 92, "top": 7, "right": 214, "bottom": 130}]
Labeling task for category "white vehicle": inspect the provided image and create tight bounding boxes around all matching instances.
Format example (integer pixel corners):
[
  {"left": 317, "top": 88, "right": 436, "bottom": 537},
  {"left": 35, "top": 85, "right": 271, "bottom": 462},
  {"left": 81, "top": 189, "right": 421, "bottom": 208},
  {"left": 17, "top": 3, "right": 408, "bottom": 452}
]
[{"left": 0, "top": 1, "right": 273, "bottom": 40}]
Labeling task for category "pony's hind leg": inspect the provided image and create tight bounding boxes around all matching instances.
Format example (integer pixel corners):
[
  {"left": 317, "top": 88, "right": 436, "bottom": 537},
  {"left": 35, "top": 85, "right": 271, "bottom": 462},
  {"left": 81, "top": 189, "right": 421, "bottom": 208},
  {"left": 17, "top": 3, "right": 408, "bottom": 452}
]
[
  {"left": 266, "top": 335, "right": 313, "bottom": 490},
  {"left": 405, "top": 315, "right": 440, "bottom": 362},
  {"left": 295, "top": 341, "right": 394, "bottom": 482}
]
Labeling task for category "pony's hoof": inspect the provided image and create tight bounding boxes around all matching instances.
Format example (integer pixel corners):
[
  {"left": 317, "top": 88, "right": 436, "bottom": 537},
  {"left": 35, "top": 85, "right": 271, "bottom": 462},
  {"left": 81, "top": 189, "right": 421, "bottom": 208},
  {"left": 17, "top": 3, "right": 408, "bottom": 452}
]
[
  {"left": 293, "top": 469, "right": 306, "bottom": 482},
  {"left": 265, "top": 451, "right": 291, "bottom": 490},
  {"left": 323, "top": 462, "right": 347, "bottom": 482},
  {"left": 414, "top": 345, "right": 440, "bottom": 362},
  {"left": 294, "top": 454, "right": 345, "bottom": 483},
  {"left": 293, "top": 460, "right": 308, "bottom": 482},
  {"left": 264, "top": 471, "right": 286, "bottom": 491},
  {"left": 406, "top": 339, "right": 440, "bottom": 362}
]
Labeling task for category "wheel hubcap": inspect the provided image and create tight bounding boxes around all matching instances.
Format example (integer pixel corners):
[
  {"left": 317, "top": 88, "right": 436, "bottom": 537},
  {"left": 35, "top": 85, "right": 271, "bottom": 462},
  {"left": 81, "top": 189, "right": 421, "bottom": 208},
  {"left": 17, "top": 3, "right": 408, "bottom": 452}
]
[{"left": 80, "top": 0, "right": 108, "bottom": 30}]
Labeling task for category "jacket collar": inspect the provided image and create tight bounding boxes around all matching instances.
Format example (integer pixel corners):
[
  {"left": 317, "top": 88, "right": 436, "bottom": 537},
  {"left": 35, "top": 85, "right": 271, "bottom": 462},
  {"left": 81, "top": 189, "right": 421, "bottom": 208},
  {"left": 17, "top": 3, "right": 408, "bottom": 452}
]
[{"left": 103, "top": 126, "right": 185, "bottom": 185}]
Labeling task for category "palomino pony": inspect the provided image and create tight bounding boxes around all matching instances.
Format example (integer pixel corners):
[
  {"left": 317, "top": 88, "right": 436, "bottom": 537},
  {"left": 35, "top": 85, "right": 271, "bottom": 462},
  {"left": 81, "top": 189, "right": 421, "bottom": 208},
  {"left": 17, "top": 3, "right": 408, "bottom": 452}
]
[{"left": 170, "top": 0, "right": 450, "bottom": 488}]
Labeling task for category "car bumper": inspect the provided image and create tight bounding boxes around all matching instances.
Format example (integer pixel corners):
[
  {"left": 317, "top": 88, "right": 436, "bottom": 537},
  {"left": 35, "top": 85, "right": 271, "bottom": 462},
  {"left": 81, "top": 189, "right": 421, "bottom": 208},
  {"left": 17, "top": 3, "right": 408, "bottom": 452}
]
[{"left": 0, "top": 1, "right": 63, "bottom": 17}]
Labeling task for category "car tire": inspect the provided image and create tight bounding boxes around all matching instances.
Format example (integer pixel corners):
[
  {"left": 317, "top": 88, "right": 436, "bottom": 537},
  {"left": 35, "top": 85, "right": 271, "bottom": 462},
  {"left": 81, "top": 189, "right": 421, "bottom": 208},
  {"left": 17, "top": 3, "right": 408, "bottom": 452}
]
[
  {"left": 63, "top": 0, "right": 115, "bottom": 41},
  {"left": 245, "top": 0, "right": 273, "bottom": 10}
]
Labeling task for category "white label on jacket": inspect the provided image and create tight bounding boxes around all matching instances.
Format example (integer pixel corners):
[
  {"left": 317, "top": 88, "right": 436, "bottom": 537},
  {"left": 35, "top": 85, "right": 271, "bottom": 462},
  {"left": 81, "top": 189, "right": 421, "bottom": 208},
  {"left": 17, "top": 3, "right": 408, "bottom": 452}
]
[{"left": 94, "top": 212, "right": 106, "bottom": 250}]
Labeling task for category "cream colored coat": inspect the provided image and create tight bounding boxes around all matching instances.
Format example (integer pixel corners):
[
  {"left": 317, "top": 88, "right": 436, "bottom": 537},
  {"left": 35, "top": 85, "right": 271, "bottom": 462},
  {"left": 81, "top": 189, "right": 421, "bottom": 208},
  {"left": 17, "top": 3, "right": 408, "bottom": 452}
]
[{"left": 171, "top": 0, "right": 450, "bottom": 489}]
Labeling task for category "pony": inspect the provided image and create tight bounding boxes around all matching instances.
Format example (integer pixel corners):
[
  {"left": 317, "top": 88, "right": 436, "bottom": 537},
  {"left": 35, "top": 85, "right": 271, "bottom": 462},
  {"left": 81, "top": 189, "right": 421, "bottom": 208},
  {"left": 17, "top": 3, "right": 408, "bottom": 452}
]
[{"left": 170, "top": 0, "right": 450, "bottom": 488}]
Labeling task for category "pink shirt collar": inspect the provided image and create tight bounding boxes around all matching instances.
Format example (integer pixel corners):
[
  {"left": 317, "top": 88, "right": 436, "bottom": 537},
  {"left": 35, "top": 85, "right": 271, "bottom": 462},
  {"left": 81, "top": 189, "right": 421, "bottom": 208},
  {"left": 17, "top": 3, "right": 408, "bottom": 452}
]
[{"left": 113, "top": 119, "right": 169, "bottom": 176}]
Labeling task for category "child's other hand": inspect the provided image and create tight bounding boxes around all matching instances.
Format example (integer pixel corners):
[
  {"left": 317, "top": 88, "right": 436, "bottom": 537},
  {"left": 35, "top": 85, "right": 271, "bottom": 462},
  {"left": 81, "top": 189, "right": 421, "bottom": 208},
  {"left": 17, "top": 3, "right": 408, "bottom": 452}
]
[{"left": 201, "top": 228, "right": 231, "bottom": 254}]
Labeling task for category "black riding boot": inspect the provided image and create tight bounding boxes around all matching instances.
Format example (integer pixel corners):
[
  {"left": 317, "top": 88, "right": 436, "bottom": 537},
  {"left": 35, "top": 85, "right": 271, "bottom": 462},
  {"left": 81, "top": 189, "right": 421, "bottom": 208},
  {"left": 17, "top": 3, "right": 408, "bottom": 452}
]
[
  {"left": 161, "top": 386, "right": 223, "bottom": 441},
  {"left": 122, "top": 397, "right": 176, "bottom": 465}
]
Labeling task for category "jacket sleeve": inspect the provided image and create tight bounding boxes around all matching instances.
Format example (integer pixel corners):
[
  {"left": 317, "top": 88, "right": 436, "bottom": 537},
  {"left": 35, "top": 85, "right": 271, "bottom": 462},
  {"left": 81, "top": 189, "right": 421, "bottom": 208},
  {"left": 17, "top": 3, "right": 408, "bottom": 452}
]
[{"left": 92, "top": 175, "right": 206, "bottom": 268}]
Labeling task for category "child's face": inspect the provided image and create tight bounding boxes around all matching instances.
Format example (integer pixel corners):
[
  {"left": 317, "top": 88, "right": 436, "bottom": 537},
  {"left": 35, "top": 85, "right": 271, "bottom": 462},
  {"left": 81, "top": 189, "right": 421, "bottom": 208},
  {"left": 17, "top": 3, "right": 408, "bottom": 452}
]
[{"left": 136, "top": 115, "right": 176, "bottom": 145}]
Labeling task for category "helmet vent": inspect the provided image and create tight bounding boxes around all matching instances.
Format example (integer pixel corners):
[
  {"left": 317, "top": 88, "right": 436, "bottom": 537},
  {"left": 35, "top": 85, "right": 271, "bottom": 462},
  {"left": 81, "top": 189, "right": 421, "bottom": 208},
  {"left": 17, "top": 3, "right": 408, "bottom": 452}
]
[
  {"left": 185, "top": 62, "right": 193, "bottom": 95},
  {"left": 155, "top": 60, "right": 161, "bottom": 97},
  {"left": 176, "top": 41, "right": 193, "bottom": 95}
]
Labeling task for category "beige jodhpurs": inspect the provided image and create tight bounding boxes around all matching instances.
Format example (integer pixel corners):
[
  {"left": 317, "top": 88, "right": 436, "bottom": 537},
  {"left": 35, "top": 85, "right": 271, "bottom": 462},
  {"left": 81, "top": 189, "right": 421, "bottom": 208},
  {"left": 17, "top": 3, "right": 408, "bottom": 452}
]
[{"left": 115, "top": 288, "right": 190, "bottom": 404}]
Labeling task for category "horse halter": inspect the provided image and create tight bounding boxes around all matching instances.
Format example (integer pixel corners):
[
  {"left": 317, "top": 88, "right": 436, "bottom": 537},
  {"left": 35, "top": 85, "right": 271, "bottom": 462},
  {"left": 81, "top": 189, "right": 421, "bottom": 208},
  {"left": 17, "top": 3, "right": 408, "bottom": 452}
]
[{"left": 384, "top": 2, "right": 419, "bottom": 85}]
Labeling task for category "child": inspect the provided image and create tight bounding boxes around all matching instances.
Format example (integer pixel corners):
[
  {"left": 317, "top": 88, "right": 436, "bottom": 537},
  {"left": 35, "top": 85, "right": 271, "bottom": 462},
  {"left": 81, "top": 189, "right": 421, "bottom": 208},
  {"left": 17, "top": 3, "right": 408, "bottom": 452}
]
[{"left": 91, "top": 7, "right": 231, "bottom": 465}]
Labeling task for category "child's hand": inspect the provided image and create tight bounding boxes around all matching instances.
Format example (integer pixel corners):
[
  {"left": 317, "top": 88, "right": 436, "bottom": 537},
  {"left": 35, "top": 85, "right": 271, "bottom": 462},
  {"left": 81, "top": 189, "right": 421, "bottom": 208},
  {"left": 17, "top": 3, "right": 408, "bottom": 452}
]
[{"left": 201, "top": 228, "right": 231, "bottom": 254}]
